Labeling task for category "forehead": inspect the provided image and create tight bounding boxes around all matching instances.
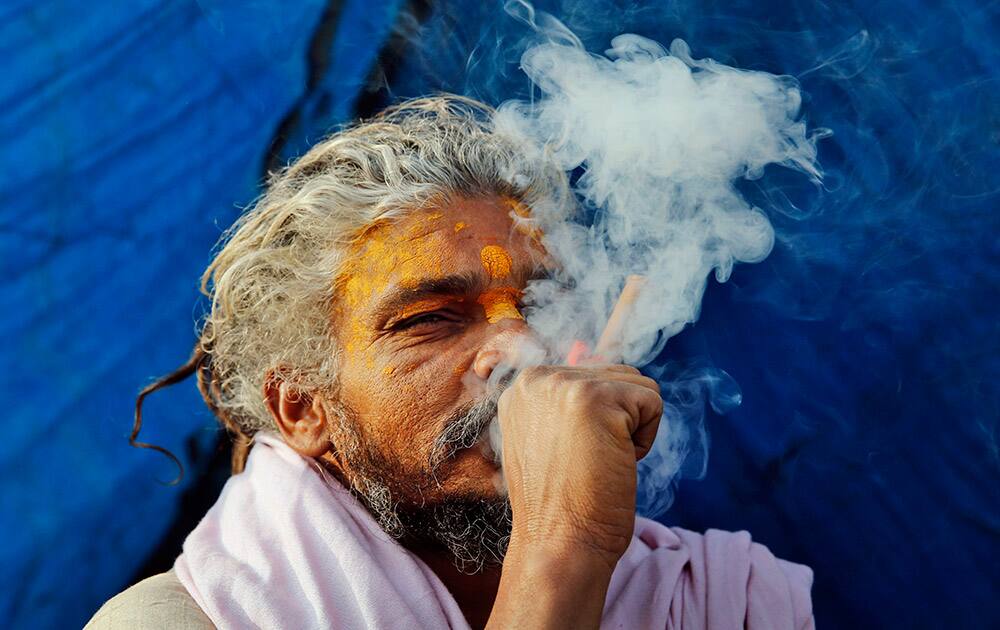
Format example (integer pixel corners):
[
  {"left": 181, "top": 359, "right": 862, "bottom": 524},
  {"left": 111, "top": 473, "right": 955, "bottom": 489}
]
[{"left": 335, "top": 196, "right": 541, "bottom": 311}]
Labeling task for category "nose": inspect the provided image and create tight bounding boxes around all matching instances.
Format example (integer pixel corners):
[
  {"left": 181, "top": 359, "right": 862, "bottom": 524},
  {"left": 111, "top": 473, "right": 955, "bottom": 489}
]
[
  {"left": 471, "top": 319, "right": 535, "bottom": 382},
  {"left": 472, "top": 349, "right": 504, "bottom": 382}
]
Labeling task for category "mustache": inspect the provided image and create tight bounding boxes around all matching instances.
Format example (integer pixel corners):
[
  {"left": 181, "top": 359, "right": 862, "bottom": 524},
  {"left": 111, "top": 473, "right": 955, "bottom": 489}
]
[{"left": 429, "top": 376, "right": 512, "bottom": 470}]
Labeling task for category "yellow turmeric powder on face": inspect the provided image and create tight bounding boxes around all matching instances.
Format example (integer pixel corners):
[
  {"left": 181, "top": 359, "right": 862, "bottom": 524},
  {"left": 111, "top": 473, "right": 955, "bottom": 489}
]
[
  {"left": 335, "top": 219, "right": 447, "bottom": 354},
  {"left": 477, "top": 246, "right": 523, "bottom": 322},
  {"left": 480, "top": 245, "right": 513, "bottom": 279},
  {"left": 477, "top": 287, "right": 523, "bottom": 324}
]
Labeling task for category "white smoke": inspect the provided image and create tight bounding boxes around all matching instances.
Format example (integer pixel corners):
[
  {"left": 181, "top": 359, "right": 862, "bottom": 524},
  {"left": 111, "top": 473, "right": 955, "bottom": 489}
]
[{"left": 488, "top": 3, "right": 824, "bottom": 516}]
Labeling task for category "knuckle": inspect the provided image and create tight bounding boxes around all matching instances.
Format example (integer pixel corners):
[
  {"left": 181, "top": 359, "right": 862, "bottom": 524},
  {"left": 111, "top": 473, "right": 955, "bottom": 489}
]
[
  {"left": 544, "top": 369, "right": 574, "bottom": 393},
  {"left": 562, "top": 378, "right": 588, "bottom": 403},
  {"left": 649, "top": 392, "right": 665, "bottom": 413},
  {"left": 589, "top": 381, "right": 616, "bottom": 404},
  {"left": 547, "top": 368, "right": 571, "bottom": 384},
  {"left": 519, "top": 365, "right": 545, "bottom": 382}
]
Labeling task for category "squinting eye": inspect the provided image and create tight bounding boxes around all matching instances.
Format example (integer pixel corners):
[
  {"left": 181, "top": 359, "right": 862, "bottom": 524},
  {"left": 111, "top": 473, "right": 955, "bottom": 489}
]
[{"left": 396, "top": 312, "right": 449, "bottom": 330}]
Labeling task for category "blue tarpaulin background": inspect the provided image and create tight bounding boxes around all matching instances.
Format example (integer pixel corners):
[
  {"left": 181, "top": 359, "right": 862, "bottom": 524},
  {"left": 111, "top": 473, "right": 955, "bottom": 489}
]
[{"left": 2, "top": 1, "right": 997, "bottom": 628}]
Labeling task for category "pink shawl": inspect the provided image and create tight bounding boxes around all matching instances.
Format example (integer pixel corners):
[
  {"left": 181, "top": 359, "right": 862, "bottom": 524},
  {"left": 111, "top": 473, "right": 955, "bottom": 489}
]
[{"left": 175, "top": 433, "right": 814, "bottom": 629}]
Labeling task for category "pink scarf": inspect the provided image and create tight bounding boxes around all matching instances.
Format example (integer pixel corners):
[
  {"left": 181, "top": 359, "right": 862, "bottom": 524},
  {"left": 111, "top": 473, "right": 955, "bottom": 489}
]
[{"left": 175, "top": 433, "right": 814, "bottom": 629}]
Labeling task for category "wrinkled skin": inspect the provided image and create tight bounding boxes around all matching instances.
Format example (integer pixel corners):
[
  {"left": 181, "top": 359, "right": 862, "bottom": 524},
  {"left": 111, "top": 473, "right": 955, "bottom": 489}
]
[
  {"left": 328, "top": 195, "right": 550, "bottom": 501},
  {"left": 265, "top": 195, "right": 662, "bottom": 629}
]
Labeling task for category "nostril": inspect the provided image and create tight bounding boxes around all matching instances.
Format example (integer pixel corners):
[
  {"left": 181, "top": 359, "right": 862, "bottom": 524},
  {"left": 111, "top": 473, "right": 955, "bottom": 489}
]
[{"left": 473, "top": 349, "right": 504, "bottom": 381}]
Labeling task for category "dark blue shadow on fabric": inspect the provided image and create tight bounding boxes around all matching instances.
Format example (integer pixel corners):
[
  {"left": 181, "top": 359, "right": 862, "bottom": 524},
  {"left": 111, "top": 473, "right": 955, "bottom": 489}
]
[{"left": 1, "top": 1, "right": 996, "bottom": 628}]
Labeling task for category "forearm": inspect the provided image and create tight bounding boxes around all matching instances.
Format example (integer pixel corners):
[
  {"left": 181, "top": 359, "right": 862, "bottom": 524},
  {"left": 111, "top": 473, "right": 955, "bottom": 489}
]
[{"left": 486, "top": 539, "right": 615, "bottom": 630}]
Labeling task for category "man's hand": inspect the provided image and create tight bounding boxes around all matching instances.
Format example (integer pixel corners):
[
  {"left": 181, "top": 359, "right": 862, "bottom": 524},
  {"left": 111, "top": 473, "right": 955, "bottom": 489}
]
[{"left": 487, "top": 364, "right": 662, "bottom": 629}]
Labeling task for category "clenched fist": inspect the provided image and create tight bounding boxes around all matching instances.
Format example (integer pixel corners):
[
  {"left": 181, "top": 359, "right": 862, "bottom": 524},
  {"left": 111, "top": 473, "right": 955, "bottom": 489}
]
[{"left": 497, "top": 364, "right": 663, "bottom": 570}]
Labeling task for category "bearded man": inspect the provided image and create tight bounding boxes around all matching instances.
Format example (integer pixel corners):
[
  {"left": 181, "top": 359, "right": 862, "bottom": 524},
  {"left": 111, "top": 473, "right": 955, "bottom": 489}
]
[{"left": 88, "top": 96, "right": 814, "bottom": 629}]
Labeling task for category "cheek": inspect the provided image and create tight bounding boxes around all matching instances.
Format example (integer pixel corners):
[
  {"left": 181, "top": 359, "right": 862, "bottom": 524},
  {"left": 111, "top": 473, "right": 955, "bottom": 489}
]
[{"left": 350, "top": 359, "right": 462, "bottom": 459}]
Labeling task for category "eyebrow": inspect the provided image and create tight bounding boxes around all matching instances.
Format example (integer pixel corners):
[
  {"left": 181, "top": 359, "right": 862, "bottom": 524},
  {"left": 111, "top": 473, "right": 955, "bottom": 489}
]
[{"left": 369, "top": 264, "right": 554, "bottom": 326}]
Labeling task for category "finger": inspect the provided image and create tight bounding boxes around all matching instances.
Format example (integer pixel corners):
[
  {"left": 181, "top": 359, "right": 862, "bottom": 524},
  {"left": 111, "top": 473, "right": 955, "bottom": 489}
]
[
  {"left": 597, "top": 370, "right": 661, "bottom": 395},
  {"left": 548, "top": 364, "right": 657, "bottom": 389},
  {"left": 566, "top": 364, "right": 661, "bottom": 395},
  {"left": 632, "top": 405, "right": 663, "bottom": 461},
  {"left": 578, "top": 363, "right": 640, "bottom": 374},
  {"left": 614, "top": 382, "right": 664, "bottom": 438}
]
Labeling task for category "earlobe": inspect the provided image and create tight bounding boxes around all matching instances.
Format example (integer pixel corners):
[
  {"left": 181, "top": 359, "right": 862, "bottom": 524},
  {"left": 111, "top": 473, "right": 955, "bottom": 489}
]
[{"left": 263, "top": 373, "right": 331, "bottom": 458}]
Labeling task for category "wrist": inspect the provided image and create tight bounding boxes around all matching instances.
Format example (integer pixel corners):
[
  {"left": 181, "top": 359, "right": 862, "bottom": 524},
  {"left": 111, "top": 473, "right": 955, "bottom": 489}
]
[
  {"left": 487, "top": 536, "right": 616, "bottom": 630},
  {"left": 505, "top": 533, "right": 620, "bottom": 578}
]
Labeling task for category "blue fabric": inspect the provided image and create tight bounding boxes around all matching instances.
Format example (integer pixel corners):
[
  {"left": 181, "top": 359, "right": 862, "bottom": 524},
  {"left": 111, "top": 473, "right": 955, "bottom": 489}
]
[
  {"left": 1, "top": 1, "right": 996, "bottom": 628},
  {"left": 386, "top": 2, "right": 1000, "bottom": 627},
  {"left": 0, "top": 1, "right": 398, "bottom": 627}
]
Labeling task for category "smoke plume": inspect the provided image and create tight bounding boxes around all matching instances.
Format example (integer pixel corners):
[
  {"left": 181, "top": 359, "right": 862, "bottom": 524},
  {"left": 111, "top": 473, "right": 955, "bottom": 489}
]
[{"left": 489, "top": 2, "right": 824, "bottom": 515}]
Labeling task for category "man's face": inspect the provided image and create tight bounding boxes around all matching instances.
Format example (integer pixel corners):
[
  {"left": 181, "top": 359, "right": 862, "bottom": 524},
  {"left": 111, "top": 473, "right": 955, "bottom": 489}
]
[{"left": 323, "top": 195, "right": 550, "bottom": 539}]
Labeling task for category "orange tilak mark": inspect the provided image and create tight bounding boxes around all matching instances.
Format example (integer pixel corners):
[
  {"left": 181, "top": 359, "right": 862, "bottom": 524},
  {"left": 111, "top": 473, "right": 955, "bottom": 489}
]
[
  {"left": 480, "top": 245, "right": 513, "bottom": 279},
  {"left": 454, "top": 221, "right": 467, "bottom": 233},
  {"left": 477, "top": 287, "right": 524, "bottom": 324}
]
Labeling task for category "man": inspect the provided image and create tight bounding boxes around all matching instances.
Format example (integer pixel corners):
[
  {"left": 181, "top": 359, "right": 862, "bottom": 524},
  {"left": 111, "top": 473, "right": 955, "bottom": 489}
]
[{"left": 89, "top": 96, "right": 813, "bottom": 629}]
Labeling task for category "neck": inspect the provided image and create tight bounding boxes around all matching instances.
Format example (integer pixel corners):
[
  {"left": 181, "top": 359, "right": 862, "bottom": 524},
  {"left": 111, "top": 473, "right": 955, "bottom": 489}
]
[{"left": 406, "top": 541, "right": 502, "bottom": 630}]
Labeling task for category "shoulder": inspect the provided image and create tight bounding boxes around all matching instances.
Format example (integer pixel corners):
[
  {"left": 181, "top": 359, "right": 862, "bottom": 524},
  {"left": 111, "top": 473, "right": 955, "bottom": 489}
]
[
  {"left": 86, "top": 569, "right": 214, "bottom": 630},
  {"left": 634, "top": 518, "right": 814, "bottom": 582},
  {"left": 627, "top": 519, "right": 815, "bottom": 630},
  {"left": 669, "top": 525, "right": 815, "bottom": 592}
]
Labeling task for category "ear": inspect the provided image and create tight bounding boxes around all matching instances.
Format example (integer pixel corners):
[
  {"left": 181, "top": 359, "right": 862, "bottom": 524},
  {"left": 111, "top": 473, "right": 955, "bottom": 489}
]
[{"left": 263, "top": 371, "right": 331, "bottom": 458}]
